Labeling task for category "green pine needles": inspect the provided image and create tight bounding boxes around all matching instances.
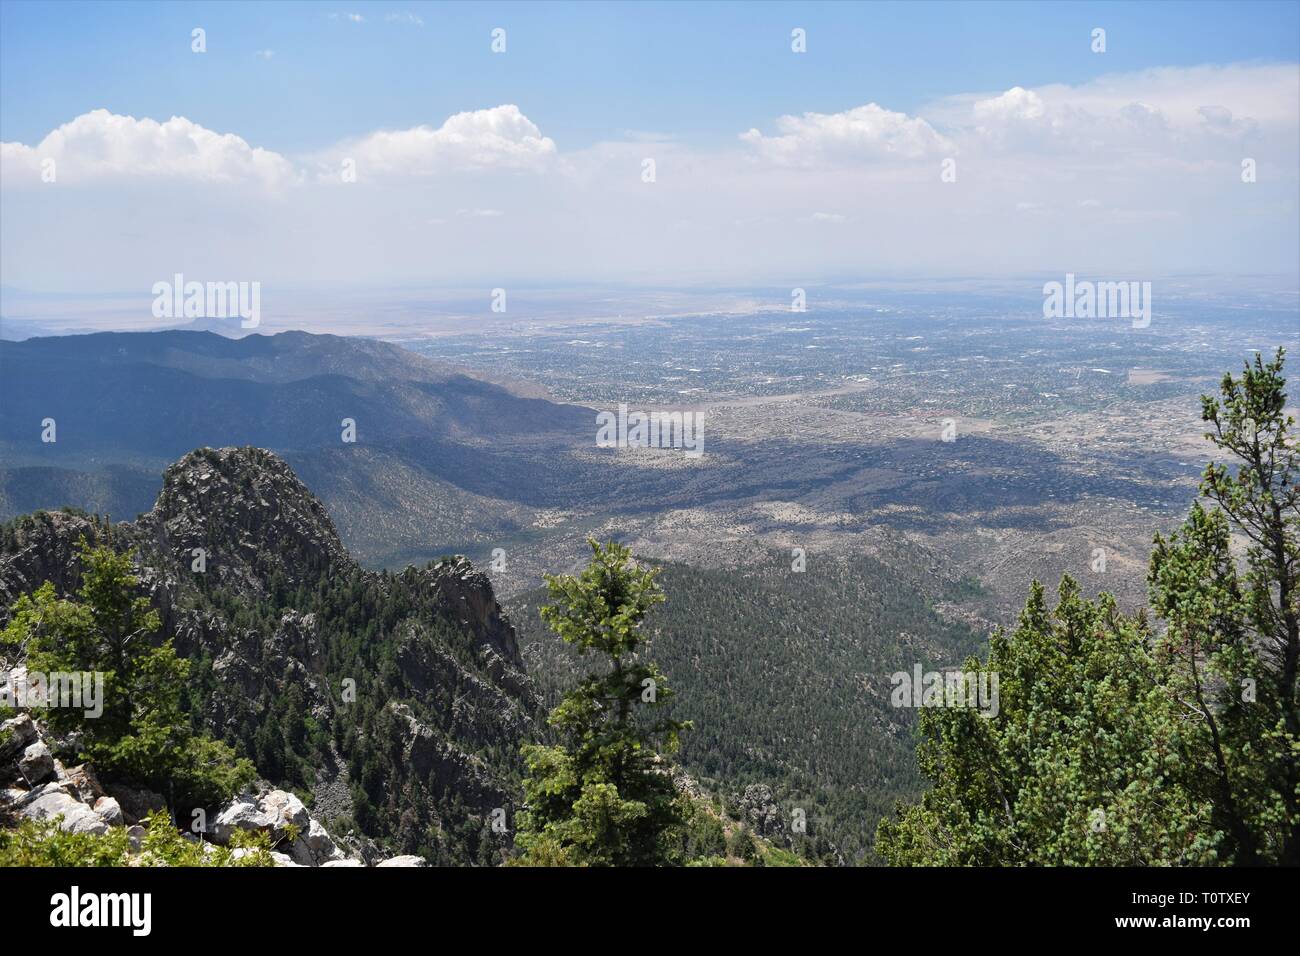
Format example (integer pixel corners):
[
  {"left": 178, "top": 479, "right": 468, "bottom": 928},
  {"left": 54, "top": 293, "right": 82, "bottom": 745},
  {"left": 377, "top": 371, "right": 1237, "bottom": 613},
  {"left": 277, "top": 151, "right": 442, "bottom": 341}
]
[
  {"left": 514, "top": 540, "right": 692, "bottom": 866},
  {"left": 878, "top": 348, "right": 1300, "bottom": 865}
]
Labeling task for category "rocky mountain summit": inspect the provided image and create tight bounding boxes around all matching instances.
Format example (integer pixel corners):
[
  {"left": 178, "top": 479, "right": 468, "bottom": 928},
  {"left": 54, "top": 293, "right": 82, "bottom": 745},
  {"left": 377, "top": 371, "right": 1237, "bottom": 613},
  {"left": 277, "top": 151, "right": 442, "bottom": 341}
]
[{"left": 0, "top": 446, "right": 540, "bottom": 864}]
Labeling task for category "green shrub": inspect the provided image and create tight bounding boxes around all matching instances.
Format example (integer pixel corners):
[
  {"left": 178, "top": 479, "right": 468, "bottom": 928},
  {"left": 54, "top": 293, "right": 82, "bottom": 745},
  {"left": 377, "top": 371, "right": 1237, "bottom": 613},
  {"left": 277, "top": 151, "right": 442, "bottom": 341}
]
[{"left": 0, "top": 811, "right": 275, "bottom": 867}]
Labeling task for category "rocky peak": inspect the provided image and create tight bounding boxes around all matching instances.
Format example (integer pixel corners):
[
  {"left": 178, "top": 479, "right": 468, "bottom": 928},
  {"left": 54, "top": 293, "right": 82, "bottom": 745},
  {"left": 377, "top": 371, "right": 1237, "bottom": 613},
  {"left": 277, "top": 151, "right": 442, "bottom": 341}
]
[
  {"left": 145, "top": 446, "right": 353, "bottom": 597},
  {"left": 421, "top": 555, "right": 522, "bottom": 662}
]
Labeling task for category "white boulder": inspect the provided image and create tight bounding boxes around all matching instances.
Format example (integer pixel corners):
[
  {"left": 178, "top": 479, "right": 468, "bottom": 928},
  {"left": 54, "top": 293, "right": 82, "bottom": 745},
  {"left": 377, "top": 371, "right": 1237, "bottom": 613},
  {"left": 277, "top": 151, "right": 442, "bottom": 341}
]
[
  {"left": 17, "top": 783, "right": 108, "bottom": 835},
  {"left": 211, "top": 794, "right": 276, "bottom": 843},
  {"left": 93, "top": 795, "right": 125, "bottom": 827},
  {"left": 262, "top": 789, "right": 310, "bottom": 830}
]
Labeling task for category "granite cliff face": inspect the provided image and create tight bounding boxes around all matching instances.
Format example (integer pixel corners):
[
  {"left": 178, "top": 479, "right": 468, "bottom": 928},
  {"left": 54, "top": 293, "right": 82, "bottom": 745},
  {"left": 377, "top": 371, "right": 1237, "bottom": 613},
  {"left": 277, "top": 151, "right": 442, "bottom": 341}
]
[{"left": 0, "top": 446, "right": 540, "bottom": 864}]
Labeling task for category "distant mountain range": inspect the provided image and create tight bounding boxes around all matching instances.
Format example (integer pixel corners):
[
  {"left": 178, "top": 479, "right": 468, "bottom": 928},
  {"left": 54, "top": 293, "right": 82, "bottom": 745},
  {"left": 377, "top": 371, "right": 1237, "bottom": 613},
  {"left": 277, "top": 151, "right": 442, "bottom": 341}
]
[{"left": 0, "top": 331, "right": 593, "bottom": 566}]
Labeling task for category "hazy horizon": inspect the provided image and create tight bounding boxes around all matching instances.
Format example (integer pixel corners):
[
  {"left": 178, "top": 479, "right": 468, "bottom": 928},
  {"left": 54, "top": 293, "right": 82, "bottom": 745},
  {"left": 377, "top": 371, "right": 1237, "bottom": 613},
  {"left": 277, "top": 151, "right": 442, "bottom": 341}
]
[{"left": 3, "top": 1, "right": 1298, "bottom": 294}]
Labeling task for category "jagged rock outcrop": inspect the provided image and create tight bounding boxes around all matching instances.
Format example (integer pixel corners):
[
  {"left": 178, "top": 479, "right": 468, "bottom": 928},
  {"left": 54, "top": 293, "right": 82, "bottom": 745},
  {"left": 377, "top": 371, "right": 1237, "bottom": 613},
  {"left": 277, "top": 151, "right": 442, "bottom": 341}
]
[
  {"left": 387, "top": 703, "right": 502, "bottom": 812},
  {"left": 0, "top": 446, "right": 541, "bottom": 865},
  {"left": 0, "top": 510, "right": 100, "bottom": 615},
  {"left": 8, "top": 783, "right": 110, "bottom": 835},
  {"left": 2, "top": 715, "right": 129, "bottom": 838},
  {"left": 0, "top": 713, "right": 37, "bottom": 766},
  {"left": 1, "top": 708, "right": 373, "bottom": 866},
  {"left": 729, "top": 781, "right": 845, "bottom": 866},
  {"left": 19, "top": 741, "right": 54, "bottom": 784},
  {"left": 145, "top": 447, "right": 354, "bottom": 600},
  {"left": 420, "top": 557, "right": 520, "bottom": 662}
]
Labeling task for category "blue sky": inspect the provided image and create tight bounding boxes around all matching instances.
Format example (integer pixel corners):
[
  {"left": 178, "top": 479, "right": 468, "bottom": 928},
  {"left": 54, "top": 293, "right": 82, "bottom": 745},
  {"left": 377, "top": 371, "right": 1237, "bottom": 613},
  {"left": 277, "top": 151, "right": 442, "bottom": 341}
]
[
  {"left": 1, "top": 1, "right": 1298, "bottom": 294},
  {"left": 3, "top": 1, "right": 1297, "bottom": 152}
]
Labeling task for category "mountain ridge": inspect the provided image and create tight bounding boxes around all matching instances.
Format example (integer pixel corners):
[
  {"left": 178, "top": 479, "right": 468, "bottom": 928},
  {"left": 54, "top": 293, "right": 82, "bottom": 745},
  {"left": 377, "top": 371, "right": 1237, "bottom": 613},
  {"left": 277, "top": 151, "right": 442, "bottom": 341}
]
[
  {"left": 0, "top": 445, "right": 538, "bottom": 864},
  {"left": 0, "top": 331, "right": 594, "bottom": 565}
]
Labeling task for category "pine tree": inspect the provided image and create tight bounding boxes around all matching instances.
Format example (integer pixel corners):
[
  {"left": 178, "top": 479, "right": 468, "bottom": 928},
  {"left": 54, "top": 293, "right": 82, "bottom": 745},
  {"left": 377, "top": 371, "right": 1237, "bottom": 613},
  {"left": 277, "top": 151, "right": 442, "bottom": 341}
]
[
  {"left": 514, "top": 540, "right": 690, "bottom": 866},
  {"left": 876, "top": 578, "right": 1213, "bottom": 865},
  {"left": 1148, "top": 346, "right": 1299, "bottom": 863},
  {"left": 878, "top": 348, "right": 1299, "bottom": 865},
  {"left": 1, "top": 540, "right": 254, "bottom": 812}
]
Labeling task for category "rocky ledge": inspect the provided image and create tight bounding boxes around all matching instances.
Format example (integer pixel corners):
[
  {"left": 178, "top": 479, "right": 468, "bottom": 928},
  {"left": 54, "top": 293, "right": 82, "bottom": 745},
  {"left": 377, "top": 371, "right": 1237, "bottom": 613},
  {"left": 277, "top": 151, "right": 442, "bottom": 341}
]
[{"left": 0, "top": 710, "right": 421, "bottom": 867}]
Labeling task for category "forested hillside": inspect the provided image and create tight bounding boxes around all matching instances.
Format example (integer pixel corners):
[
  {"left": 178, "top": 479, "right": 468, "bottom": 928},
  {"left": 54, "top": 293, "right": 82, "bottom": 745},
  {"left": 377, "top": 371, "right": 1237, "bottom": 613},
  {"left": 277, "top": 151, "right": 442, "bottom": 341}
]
[{"left": 510, "top": 551, "right": 986, "bottom": 863}]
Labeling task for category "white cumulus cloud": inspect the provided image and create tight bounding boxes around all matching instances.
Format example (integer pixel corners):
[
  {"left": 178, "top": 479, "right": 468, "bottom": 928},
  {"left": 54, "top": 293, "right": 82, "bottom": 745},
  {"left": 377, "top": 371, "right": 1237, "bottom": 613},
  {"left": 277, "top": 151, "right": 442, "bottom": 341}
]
[
  {"left": 974, "top": 86, "right": 1047, "bottom": 124},
  {"left": 0, "top": 109, "right": 295, "bottom": 186},
  {"left": 741, "top": 103, "right": 953, "bottom": 166},
  {"left": 327, "top": 105, "right": 557, "bottom": 176}
]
